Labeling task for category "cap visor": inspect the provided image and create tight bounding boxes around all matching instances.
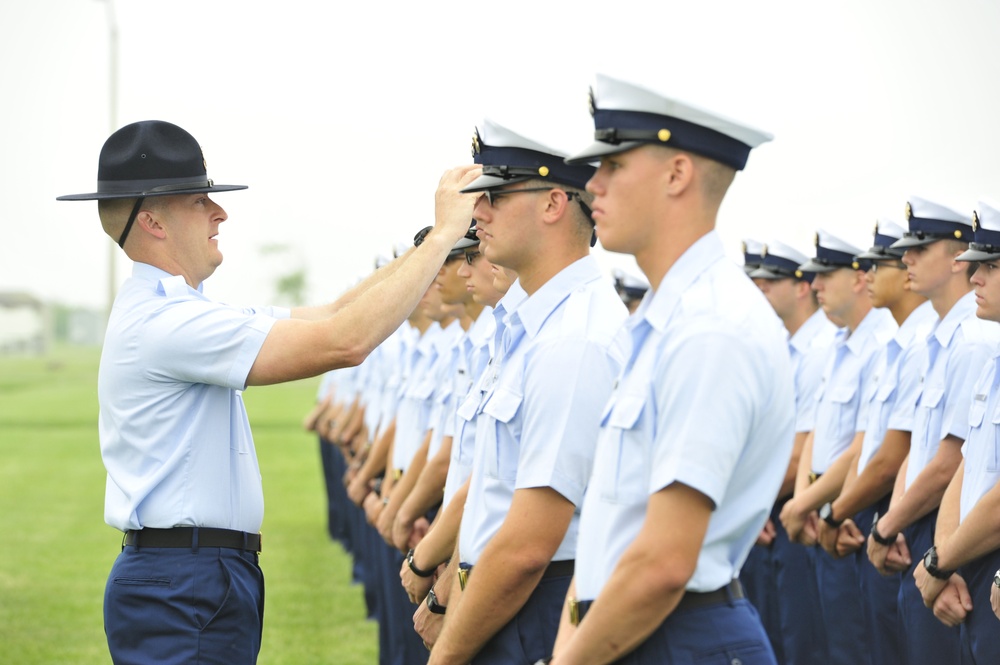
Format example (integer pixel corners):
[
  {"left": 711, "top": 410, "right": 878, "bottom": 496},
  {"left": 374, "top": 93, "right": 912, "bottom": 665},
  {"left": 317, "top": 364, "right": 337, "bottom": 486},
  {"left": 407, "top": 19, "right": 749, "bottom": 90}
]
[
  {"left": 57, "top": 183, "right": 247, "bottom": 201},
  {"left": 460, "top": 174, "right": 531, "bottom": 194},
  {"left": 797, "top": 259, "right": 841, "bottom": 273},
  {"left": 564, "top": 140, "right": 642, "bottom": 165},
  {"left": 749, "top": 267, "right": 788, "bottom": 280},
  {"left": 957, "top": 247, "right": 1000, "bottom": 262},
  {"left": 889, "top": 235, "right": 939, "bottom": 250}
]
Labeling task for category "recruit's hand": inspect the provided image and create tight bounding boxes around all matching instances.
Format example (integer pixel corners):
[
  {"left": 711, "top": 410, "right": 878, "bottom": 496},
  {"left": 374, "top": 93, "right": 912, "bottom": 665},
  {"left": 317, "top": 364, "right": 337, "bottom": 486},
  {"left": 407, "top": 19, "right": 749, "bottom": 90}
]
[
  {"left": 377, "top": 501, "right": 398, "bottom": 545},
  {"left": 931, "top": 574, "right": 972, "bottom": 627},
  {"left": 817, "top": 518, "right": 839, "bottom": 556},
  {"left": 755, "top": 518, "right": 777, "bottom": 547},
  {"left": 883, "top": 534, "right": 912, "bottom": 573},
  {"left": 434, "top": 165, "right": 483, "bottom": 241},
  {"left": 413, "top": 593, "right": 445, "bottom": 648},
  {"left": 399, "top": 555, "right": 436, "bottom": 605},
  {"left": 834, "top": 519, "right": 865, "bottom": 558},
  {"left": 778, "top": 498, "right": 806, "bottom": 541},
  {"left": 363, "top": 491, "right": 383, "bottom": 526},
  {"left": 347, "top": 474, "right": 371, "bottom": 507},
  {"left": 410, "top": 517, "right": 429, "bottom": 549},
  {"left": 392, "top": 511, "right": 416, "bottom": 553},
  {"left": 914, "top": 560, "right": 949, "bottom": 607}
]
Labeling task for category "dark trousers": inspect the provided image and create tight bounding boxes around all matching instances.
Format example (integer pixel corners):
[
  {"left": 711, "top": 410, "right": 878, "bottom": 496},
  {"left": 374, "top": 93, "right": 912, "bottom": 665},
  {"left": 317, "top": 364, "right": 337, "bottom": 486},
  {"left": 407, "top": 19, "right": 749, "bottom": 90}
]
[
  {"left": 105, "top": 544, "right": 264, "bottom": 665},
  {"left": 898, "top": 510, "right": 962, "bottom": 665},
  {"left": 959, "top": 549, "right": 1000, "bottom": 664},
  {"left": 610, "top": 597, "right": 776, "bottom": 664},
  {"left": 743, "top": 498, "right": 828, "bottom": 665},
  {"left": 854, "top": 498, "right": 903, "bottom": 665},
  {"left": 472, "top": 573, "right": 571, "bottom": 665},
  {"left": 815, "top": 538, "right": 870, "bottom": 665}
]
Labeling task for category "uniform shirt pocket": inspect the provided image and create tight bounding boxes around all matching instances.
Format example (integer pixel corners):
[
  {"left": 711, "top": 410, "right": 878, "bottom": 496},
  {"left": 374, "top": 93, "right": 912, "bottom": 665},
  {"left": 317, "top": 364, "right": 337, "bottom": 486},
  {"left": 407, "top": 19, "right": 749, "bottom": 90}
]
[
  {"left": 482, "top": 387, "right": 524, "bottom": 481},
  {"left": 827, "top": 384, "right": 858, "bottom": 445},
  {"left": 600, "top": 394, "right": 648, "bottom": 504}
]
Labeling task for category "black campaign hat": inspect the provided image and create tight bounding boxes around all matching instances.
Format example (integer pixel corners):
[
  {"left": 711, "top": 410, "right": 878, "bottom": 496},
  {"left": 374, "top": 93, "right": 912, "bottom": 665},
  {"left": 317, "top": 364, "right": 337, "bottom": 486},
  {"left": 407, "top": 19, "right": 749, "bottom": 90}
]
[{"left": 57, "top": 120, "right": 247, "bottom": 201}]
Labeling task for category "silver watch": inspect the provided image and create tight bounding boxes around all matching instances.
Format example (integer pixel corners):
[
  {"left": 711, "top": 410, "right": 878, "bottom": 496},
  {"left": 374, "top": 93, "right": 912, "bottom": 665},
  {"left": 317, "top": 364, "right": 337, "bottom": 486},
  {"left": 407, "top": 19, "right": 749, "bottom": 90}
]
[{"left": 993, "top": 569, "right": 1000, "bottom": 589}]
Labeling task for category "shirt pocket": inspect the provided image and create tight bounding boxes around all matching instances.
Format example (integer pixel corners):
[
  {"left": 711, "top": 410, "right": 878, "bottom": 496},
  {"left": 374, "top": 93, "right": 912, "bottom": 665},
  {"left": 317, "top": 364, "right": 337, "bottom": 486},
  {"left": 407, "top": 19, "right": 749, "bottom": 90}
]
[
  {"left": 917, "top": 387, "right": 946, "bottom": 451},
  {"left": 827, "top": 384, "right": 858, "bottom": 445},
  {"left": 600, "top": 393, "right": 648, "bottom": 504},
  {"left": 482, "top": 387, "right": 523, "bottom": 481}
]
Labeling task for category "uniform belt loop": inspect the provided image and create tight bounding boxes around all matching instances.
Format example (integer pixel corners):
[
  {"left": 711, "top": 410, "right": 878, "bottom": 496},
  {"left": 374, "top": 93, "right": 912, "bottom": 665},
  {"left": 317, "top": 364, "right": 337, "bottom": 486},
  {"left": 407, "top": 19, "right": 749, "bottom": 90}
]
[{"left": 192, "top": 526, "right": 199, "bottom": 553}]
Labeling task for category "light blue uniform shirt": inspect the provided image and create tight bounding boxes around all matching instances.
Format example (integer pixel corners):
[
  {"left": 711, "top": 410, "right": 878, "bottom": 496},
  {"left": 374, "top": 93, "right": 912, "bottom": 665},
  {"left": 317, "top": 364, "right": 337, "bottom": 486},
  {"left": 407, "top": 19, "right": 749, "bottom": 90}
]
[
  {"left": 574, "top": 231, "right": 794, "bottom": 600},
  {"left": 391, "top": 322, "right": 446, "bottom": 472},
  {"left": 100, "top": 263, "right": 289, "bottom": 533},
  {"left": 790, "top": 309, "right": 837, "bottom": 433},
  {"left": 810, "top": 307, "right": 897, "bottom": 474},
  {"left": 905, "top": 293, "right": 1000, "bottom": 489},
  {"left": 960, "top": 350, "right": 1000, "bottom": 522},
  {"left": 458, "top": 257, "right": 627, "bottom": 565},
  {"left": 442, "top": 306, "right": 496, "bottom": 507},
  {"left": 427, "top": 319, "right": 467, "bottom": 459},
  {"left": 857, "top": 301, "right": 937, "bottom": 472}
]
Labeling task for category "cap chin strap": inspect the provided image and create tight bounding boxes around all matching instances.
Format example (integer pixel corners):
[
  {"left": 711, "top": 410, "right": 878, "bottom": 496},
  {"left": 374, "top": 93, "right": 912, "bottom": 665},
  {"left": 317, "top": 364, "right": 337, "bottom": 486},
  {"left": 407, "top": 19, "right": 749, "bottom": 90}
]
[{"left": 117, "top": 196, "right": 145, "bottom": 249}]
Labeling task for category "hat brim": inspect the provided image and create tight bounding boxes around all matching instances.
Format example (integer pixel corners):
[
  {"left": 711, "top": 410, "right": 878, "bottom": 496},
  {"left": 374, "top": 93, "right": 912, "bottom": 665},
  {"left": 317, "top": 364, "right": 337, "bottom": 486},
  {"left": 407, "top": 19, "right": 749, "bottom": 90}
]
[
  {"left": 888, "top": 235, "right": 942, "bottom": 250},
  {"left": 797, "top": 259, "right": 847, "bottom": 274},
  {"left": 749, "top": 267, "right": 792, "bottom": 280},
  {"left": 460, "top": 174, "right": 532, "bottom": 194},
  {"left": 957, "top": 247, "right": 1000, "bottom": 262},
  {"left": 57, "top": 183, "right": 248, "bottom": 201},
  {"left": 855, "top": 248, "right": 904, "bottom": 260},
  {"left": 564, "top": 140, "right": 643, "bottom": 166}
]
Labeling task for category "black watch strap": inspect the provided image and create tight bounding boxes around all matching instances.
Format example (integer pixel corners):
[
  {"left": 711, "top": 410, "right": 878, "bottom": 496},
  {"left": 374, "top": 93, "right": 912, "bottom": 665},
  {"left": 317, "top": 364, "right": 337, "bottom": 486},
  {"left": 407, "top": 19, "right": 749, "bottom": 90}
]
[
  {"left": 923, "top": 545, "right": 955, "bottom": 580},
  {"left": 408, "top": 548, "right": 436, "bottom": 578},
  {"left": 870, "top": 512, "right": 895, "bottom": 546},
  {"left": 426, "top": 587, "right": 447, "bottom": 615}
]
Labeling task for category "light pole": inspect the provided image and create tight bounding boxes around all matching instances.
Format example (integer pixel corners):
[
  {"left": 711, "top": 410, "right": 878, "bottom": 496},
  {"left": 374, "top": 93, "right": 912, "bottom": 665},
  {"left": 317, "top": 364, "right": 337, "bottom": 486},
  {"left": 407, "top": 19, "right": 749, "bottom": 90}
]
[{"left": 96, "top": 0, "right": 119, "bottom": 321}]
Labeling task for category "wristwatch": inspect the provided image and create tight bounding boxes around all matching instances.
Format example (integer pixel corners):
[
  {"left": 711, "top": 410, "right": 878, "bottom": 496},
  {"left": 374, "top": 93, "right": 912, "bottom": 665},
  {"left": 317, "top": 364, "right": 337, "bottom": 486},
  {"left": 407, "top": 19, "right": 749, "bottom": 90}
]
[
  {"left": 407, "top": 548, "right": 436, "bottom": 578},
  {"left": 819, "top": 502, "right": 842, "bottom": 528},
  {"left": 993, "top": 569, "right": 1000, "bottom": 589},
  {"left": 870, "top": 512, "right": 895, "bottom": 546},
  {"left": 426, "top": 587, "right": 447, "bottom": 615},
  {"left": 922, "top": 545, "right": 955, "bottom": 581}
]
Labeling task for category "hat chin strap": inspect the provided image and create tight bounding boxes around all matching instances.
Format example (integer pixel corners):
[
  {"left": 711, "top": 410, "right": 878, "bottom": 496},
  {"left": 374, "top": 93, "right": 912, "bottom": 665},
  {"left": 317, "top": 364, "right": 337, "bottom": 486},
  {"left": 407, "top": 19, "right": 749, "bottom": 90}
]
[{"left": 118, "top": 196, "right": 145, "bottom": 249}]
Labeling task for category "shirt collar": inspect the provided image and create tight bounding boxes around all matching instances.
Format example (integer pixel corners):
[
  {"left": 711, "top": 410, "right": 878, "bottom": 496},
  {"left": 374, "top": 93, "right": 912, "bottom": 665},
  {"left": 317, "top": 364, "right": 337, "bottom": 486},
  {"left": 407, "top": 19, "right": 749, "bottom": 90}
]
[
  {"left": 640, "top": 231, "right": 722, "bottom": 332},
  {"left": 894, "top": 300, "right": 937, "bottom": 348},
  {"left": 789, "top": 308, "right": 831, "bottom": 354},
  {"left": 845, "top": 307, "right": 894, "bottom": 354},
  {"left": 931, "top": 291, "right": 977, "bottom": 348},
  {"left": 467, "top": 306, "right": 494, "bottom": 347},
  {"left": 509, "top": 256, "right": 603, "bottom": 339},
  {"left": 133, "top": 262, "right": 204, "bottom": 296}
]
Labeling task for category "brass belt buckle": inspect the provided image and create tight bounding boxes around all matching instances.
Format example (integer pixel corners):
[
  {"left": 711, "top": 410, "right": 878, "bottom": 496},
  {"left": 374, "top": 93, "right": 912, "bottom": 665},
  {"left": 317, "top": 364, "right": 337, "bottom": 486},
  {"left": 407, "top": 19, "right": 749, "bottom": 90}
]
[
  {"left": 568, "top": 597, "right": 580, "bottom": 626},
  {"left": 458, "top": 566, "right": 469, "bottom": 591},
  {"left": 808, "top": 472, "right": 819, "bottom": 484}
]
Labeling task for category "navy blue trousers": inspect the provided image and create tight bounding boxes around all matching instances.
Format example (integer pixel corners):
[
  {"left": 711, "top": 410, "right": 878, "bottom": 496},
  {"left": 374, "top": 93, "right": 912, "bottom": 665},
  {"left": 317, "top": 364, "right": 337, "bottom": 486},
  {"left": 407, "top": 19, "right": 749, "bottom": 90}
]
[
  {"left": 959, "top": 549, "right": 1000, "bottom": 664},
  {"left": 472, "top": 573, "right": 571, "bottom": 665},
  {"left": 607, "top": 596, "right": 776, "bottom": 664},
  {"left": 898, "top": 510, "right": 962, "bottom": 664},
  {"left": 854, "top": 499, "right": 903, "bottom": 665},
  {"left": 105, "top": 543, "right": 264, "bottom": 665},
  {"left": 815, "top": 538, "right": 870, "bottom": 665}
]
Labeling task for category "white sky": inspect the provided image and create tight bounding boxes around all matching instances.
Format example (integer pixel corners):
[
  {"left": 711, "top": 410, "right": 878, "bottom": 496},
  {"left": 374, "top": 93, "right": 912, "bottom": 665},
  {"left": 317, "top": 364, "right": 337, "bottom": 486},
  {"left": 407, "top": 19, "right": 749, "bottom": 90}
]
[{"left": 2, "top": 0, "right": 999, "bottom": 311}]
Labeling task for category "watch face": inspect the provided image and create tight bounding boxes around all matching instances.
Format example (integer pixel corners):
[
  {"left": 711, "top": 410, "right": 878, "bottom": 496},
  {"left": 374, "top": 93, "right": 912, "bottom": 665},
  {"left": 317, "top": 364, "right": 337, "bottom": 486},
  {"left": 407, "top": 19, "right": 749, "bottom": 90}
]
[{"left": 994, "top": 570, "right": 1000, "bottom": 588}]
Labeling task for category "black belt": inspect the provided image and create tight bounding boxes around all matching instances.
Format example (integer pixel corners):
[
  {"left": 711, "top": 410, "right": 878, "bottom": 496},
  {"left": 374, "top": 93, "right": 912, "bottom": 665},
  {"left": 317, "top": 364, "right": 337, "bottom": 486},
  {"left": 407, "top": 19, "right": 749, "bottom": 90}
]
[
  {"left": 570, "top": 579, "right": 744, "bottom": 625},
  {"left": 457, "top": 559, "right": 574, "bottom": 590},
  {"left": 123, "top": 527, "right": 262, "bottom": 553}
]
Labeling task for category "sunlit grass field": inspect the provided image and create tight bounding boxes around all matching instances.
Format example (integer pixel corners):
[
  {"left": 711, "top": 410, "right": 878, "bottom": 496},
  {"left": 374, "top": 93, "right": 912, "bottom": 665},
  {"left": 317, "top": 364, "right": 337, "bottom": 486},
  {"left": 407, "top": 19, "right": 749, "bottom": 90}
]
[{"left": 0, "top": 345, "right": 377, "bottom": 664}]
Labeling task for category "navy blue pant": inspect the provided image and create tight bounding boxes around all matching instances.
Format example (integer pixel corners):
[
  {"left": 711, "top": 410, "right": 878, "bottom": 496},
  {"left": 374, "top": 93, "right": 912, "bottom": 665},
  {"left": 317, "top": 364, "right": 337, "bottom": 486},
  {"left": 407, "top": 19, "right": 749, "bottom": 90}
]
[
  {"left": 105, "top": 543, "right": 264, "bottom": 665},
  {"left": 898, "top": 511, "right": 962, "bottom": 664},
  {"left": 854, "top": 499, "right": 903, "bottom": 665},
  {"left": 815, "top": 539, "right": 870, "bottom": 665},
  {"left": 600, "top": 596, "right": 776, "bottom": 664},
  {"left": 472, "top": 573, "right": 571, "bottom": 665},
  {"left": 959, "top": 549, "right": 1000, "bottom": 664},
  {"left": 377, "top": 539, "right": 428, "bottom": 665},
  {"left": 743, "top": 499, "right": 827, "bottom": 665}
]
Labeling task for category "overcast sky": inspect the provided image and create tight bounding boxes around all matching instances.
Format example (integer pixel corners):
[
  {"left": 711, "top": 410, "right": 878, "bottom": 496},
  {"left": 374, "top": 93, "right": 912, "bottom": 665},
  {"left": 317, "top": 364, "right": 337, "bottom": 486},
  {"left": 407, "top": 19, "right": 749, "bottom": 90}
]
[{"left": 3, "top": 0, "right": 999, "bottom": 311}]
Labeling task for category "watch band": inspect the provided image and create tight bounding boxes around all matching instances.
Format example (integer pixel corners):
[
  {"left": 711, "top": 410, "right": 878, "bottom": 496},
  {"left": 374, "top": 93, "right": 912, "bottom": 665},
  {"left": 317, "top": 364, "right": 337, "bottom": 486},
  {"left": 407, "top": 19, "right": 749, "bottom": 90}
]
[
  {"left": 923, "top": 545, "right": 955, "bottom": 581},
  {"left": 870, "top": 512, "right": 895, "bottom": 546},
  {"left": 820, "top": 502, "right": 843, "bottom": 528},
  {"left": 993, "top": 569, "right": 1000, "bottom": 589},
  {"left": 407, "top": 548, "right": 436, "bottom": 578},
  {"left": 426, "top": 587, "right": 447, "bottom": 615}
]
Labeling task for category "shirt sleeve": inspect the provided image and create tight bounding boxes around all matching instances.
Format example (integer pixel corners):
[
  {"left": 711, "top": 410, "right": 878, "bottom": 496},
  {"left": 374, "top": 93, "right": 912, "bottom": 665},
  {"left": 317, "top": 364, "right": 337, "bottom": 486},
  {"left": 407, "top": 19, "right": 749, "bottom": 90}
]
[
  {"left": 141, "top": 298, "right": 281, "bottom": 390},
  {"left": 515, "top": 337, "right": 620, "bottom": 505}
]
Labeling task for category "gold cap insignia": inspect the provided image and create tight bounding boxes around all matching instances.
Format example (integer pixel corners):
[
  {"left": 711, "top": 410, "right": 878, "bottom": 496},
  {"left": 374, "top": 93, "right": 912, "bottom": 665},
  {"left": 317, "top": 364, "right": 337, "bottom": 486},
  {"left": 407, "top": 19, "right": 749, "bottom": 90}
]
[
  {"left": 954, "top": 229, "right": 963, "bottom": 239},
  {"left": 761, "top": 244, "right": 769, "bottom": 258},
  {"left": 973, "top": 211, "right": 980, "bottom": 232},
  {"left": 657, "top": 129, "right": 671, "bottom": 142},
  {"left": 814, "top": 232, "right": 820, "bottom": 247},
  {"left": 795, "top": 270, "right": 803, "bottom": 278},
  {"left": 538, "top": 166, "right": 550, "bottom": 177},
  {"left": 873, "top": 220, "right": 879, "bottom": 237},
  {"left": 471, "top": 130, "right": 482, "bottom": 157},
  {"left": 906, "top": 202, "right": 913, "bottom": 220},
  {"left": 587, "top": 88, "right": 596, "bottom": 117},
  {"left": 852, "top": 261, "right": 860, "bottom": 270}
]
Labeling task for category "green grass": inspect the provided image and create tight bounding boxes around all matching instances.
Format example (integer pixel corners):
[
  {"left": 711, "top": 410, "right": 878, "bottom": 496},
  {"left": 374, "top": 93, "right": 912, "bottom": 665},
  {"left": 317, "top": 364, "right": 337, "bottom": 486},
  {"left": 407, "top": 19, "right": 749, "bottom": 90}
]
[{"left": 0, "top": 346, "right": 377, "bottom": 664}]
